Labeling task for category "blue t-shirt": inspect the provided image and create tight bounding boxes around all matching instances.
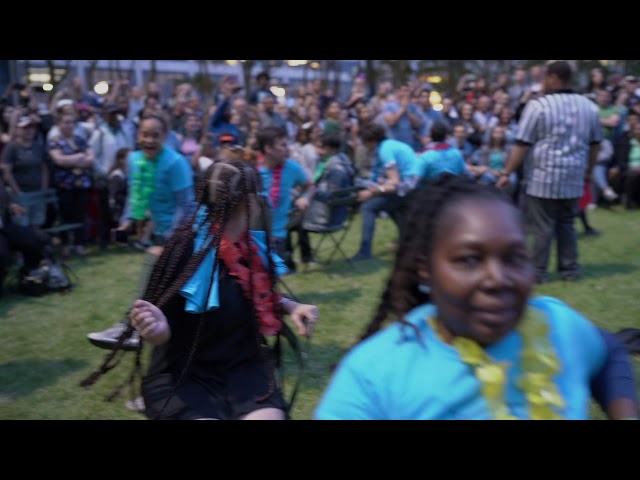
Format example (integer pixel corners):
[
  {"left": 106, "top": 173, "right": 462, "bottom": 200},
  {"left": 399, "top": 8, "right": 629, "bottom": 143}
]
[
  {"left": 259, "top": 159, "right": 308, "bottom": 240},
  {"left": 372, "top": 138, "right": 417, "bottom": 183},
  {"left": 413, "top": 144, "right": 468, "bottom": 181},
  {"left": 314, "top": 296, "right": 607, "bottom": 420},
  {"left": 127, "top": 147, "right": 193, "bottom": 236}
]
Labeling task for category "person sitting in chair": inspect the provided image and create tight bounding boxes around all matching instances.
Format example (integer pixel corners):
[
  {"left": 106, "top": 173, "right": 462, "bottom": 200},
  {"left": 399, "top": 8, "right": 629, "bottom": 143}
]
[
  {"left": 0, "top": 172, "right": 53, "bottom": 298},
  {"left": 302, "top": 133, "right": 356, "bottom": 232}
]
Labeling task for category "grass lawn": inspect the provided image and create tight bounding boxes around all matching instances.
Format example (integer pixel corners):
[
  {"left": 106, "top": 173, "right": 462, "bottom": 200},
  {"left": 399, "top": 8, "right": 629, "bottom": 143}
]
[{"left": 1, "top": 205, "right": 639, "bottom": 420}]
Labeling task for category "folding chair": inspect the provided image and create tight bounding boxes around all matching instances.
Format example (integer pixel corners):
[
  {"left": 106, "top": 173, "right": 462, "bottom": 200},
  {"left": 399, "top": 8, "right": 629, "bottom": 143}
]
[
  {"left": 14, "top": 189, "right": 84, "bottom": 254},
  {"left": 300, "top": 185, "right": 364, "bottom": 271},
  {"left": 18, "top": 188, "right": 84, "bottom": 237},
  {"left": 273, "top": 278, "right": 313, "bottom": 418}
]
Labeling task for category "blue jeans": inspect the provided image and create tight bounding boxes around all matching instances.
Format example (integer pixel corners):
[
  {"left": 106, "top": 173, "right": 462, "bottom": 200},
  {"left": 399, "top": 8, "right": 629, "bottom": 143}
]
[
  {"left": 591, "top": 163, "right": 609, "bottom": 201},
  {"left": 356, "top": 194, "right": 405, "bottom": 257}
]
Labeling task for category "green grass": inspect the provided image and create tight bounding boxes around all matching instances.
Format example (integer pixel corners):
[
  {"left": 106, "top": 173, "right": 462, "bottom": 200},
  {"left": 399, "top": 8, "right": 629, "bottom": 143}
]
[{"left": 1, "top": 206, "right": 639, "bottom": 420}]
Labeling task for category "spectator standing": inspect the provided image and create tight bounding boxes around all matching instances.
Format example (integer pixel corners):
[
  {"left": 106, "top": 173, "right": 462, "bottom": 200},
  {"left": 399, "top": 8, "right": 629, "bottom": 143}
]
[
  {"left": 86, "top": 114, "right": 195, "bottom": 351},
  {"left": 90, "top": 103, "right": 135, "bottom": 249},
  {"left": 381, "top": 83, "right": 422, "bottom": 150},
  {"left": 48, "top": 112, "right": 95, "bottom": 259},
  {"left": 106, "top": 147, "right": 130, "bottom": 245},
  {"left": 497, "top": 61, "right": 603, "bottom": 284},
  {"left": 1, "top": 116, "right": 48, "bottom": 228},
  {"left": 248, "top": 71, "right": 276, "bottom": 106}
]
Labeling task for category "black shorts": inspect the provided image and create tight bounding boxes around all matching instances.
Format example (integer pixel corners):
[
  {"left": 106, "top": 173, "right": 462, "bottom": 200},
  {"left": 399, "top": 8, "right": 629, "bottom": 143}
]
[{"left": 141, "top": 360, "right": 287, "bottom": 420}]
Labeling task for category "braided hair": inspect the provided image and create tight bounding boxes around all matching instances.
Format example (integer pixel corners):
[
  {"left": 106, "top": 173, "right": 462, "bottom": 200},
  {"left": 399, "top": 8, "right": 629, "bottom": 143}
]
[
  {"left": 81, "top": 155, "right": 283, "bottom": 414},
  {"left": 360, "top": 173, "right": 519, "bottom": 342}
]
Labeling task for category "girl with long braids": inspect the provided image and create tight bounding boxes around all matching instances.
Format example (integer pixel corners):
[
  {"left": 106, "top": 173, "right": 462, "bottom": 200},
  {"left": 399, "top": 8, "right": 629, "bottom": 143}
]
[
  {"left": 315, "top": 174, "right": 638, "bottom": 420},
  {"left": 82, "top": 155, "right": 318, "bottom": 420}
]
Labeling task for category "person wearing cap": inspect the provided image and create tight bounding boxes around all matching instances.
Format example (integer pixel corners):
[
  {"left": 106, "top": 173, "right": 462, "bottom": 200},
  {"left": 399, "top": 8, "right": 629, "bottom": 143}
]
[
  {"left": 46, "top": 99, "right": 92, "bottom": 143},
  {"left": 1, "top": 115, "right": 48, "bottom": 228},
  {"left": 206, "top": 77, "right": 241, "bottom": 147},
  {"left": 218, "top": 132, "right": 237, "bottom": 145},
  {"left": 47, "top": 111, "right": 95, "bottom": 259}
]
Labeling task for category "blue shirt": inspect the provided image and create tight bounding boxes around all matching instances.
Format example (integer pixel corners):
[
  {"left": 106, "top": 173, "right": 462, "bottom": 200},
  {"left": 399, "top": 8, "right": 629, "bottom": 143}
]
[
  {"left": 382, "top": 100, "right": 421, "bottom": 148},
  {"left": 127, "top": 147, "right": 194, "bottom": 236},
  {"left": 372, "top": 138, "right": 417, "bottom": 183},
  {"left": 259, "top": 159, "right": 308, "bottom": 240},
  {"left": 413, "top": 143, "right": 468, "bottom": 181},
  {"left": 314, "top": 296, "right": 607, "bottom": 420}
]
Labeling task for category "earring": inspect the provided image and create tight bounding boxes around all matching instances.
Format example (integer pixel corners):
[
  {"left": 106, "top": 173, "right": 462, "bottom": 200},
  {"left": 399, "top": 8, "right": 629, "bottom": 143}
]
[{"left": 418, "top": 283, "right": 431, "bottom": 294}]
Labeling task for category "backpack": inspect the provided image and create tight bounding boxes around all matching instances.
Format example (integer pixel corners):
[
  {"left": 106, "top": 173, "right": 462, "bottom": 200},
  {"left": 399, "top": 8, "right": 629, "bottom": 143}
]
[{"left": 19, "top": 258, "right": 74, "bottom": 296}]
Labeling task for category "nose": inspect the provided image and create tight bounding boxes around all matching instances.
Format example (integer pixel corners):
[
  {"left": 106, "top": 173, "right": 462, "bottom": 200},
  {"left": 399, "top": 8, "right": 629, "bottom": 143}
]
[{"left": 482, "top": 258, "right": 512, "bottom": 289}]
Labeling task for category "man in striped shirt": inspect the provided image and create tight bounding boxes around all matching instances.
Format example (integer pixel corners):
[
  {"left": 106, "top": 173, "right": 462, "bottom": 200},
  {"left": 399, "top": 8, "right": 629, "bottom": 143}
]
[{"left": 497, "top": 61, "right": 603, "bottom": 284}]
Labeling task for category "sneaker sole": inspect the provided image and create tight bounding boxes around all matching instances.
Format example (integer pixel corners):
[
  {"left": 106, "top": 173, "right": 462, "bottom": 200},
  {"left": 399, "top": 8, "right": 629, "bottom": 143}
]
[
  {"left": 125, "top": 398, "right": 146, "bottom": 413},
  {"left": 87, "top": 336, "right": 141, "bottom": 352}
]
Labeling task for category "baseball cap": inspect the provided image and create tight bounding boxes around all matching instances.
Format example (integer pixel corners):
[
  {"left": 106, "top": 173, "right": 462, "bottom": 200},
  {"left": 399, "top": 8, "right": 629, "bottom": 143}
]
[
  {"left": 218, "top": 131, "right": 237, "bottom": 143},
  {"left": 17, "top": 116, "right": 34, "bottom": 128},
  {"left": 625, "top": 75, "right": 638, "bottom": 83},
  {"left": 55, "top": 99, "right": 74, "bottom": 110},
  {"left": 104, "top": 103, "right": 120, "bottom": 114},
  {"left": 76, "top": 102, "right": 91, "bottom": 112}
]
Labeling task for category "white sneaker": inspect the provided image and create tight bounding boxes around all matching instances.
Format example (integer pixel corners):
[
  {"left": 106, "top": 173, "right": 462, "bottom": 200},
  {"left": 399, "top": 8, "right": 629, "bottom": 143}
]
[
  {"left": 603, "top": 187, "right": 619, "bottom": 202},
  {"left": 125, "top": 396, "right": 145, "bottom": 413},
  {"left": 87, "top": 322, "right": 140, "bottom": 351},
  {"left": 586, "top": 203, "right": 597, "bottom": 211}
]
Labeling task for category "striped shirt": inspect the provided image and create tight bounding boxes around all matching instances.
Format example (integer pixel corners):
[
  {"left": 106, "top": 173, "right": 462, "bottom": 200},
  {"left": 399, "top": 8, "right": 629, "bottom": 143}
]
[{"left": 516, "top": 91, "right": 603, "bottom": 199}]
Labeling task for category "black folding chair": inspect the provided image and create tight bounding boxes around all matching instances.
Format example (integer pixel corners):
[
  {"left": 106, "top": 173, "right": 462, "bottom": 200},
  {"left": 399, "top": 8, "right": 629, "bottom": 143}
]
[
  {"left": 300, "top": 185, "right": 364, "bottom": 271},
  {"left": 17, "top": 188, "right": 84, "bottom": 254}
]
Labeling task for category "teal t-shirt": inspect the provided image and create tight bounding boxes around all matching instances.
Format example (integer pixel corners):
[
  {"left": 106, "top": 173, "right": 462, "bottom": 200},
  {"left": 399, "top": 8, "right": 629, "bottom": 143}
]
[
  {"left": 127, "top": 147, "right": 194, "bottom": 236},
  {"left": 259, "top": 159, "right": 308, "bottom": 240},
  {"left": 413, "top": 144, "right": 468, "bottom": 181},
  {"left": 315, "top": 296, "right": 607, "bottom": 420}
]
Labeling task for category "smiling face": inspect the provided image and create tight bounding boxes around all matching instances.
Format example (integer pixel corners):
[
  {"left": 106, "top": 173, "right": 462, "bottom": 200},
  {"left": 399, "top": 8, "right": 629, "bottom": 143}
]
[
  {"left": 424, "top": 198, "right": 535, "bottom": 346},
  {"left": 137, "top": 116, "right": 166, "bottom": 159}
]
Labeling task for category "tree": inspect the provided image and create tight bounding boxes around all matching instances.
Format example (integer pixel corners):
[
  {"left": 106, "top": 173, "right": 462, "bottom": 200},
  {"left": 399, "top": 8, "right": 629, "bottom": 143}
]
[
  {"left": 45, "top": 60, "right": 73, "bottom": 94},
  {"left": 85, "top": 60, "right": 100, "bottom": 91},
  {"left": 240, "top": 60, "right": 256, "bottom": 100},
  {"left": 149, "top": 60, "right": 157, "bottom": 82}
]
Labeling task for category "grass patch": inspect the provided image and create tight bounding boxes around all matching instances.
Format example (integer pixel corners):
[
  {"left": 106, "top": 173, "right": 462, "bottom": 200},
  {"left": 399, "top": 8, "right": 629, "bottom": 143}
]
[{"left": 1, "top": 206, "right": 639, "bottom": 420}]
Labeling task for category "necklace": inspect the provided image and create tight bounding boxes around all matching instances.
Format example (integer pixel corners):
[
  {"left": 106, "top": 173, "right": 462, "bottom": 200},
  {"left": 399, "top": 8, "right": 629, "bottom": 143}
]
[{"left": 426, "top": 307, "right": 565, "bottom": 420}]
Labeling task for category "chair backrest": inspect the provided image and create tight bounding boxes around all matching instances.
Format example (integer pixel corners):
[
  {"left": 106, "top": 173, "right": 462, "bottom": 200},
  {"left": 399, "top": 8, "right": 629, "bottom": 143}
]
[
  {"left": 300, "top": 152, "right": 360, "bottom": 231},
  {"left": 15, "top": 188, "right": 57, "bottom": 208},
  {"left": 302, "top": 185, "right": 363, "bottom": 232}
]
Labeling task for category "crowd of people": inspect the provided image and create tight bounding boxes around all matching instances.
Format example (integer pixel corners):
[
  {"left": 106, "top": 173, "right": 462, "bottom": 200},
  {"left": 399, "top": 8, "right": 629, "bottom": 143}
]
[{"left": 1, "top": 60, "right": 639, "bottom": 419}]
